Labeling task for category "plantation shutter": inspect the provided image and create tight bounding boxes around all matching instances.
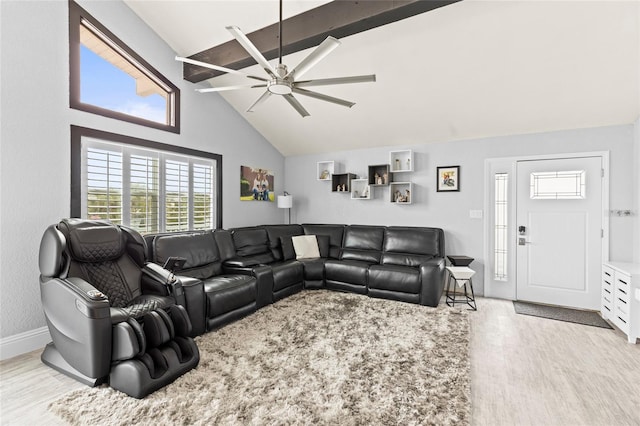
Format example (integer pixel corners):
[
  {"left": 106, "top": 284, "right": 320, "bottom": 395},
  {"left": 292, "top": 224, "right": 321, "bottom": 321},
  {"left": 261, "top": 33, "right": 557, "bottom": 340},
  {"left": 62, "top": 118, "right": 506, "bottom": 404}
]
[
  {"left": 130, "top": 153, "right": 159, "bottom": 234},
  {"left": 165, "top": 159, "right": 190, "bottom": 232},
  {"left": 81, "top": 138, "right": 216, "bottom": 233},
  {"left": 85, "top": 145, "right": 123, "bottom": 224},
  {"left": 193, "top": 162, "right": 214, "bottom": 231}
]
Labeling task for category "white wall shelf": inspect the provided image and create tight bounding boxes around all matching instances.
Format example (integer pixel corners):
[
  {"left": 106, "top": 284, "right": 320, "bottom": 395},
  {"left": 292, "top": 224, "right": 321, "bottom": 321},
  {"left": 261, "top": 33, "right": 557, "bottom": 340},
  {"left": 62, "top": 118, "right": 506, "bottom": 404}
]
[
  {"left": 389, "top": 182, "right": 413, "bottom": 204},
  {"left": 350, "top": 179, "right": 371, "bottom": 200},
  {"left": 389, "top": 150, "right": 413, "bottom": 173},
  {"left": 317, "top": 161, "right": 335, "bottom": 181}
]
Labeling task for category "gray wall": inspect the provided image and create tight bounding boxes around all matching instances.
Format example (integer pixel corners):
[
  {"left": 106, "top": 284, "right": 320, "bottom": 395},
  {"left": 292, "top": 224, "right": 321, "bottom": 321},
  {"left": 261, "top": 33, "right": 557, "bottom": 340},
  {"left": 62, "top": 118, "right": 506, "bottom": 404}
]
[
  {"left": 635, "top": 118, "right": 640, "bottom": 264},
  {"left": 0, "top": 0, "right": 284, "bottom": 338},
  {"left": 284, "top": 124, "right": 636, "bottom": 296}
]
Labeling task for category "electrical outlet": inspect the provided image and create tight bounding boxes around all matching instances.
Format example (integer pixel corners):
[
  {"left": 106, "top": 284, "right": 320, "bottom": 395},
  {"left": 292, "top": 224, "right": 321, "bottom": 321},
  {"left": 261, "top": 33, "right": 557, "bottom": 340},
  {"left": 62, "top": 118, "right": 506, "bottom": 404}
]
[{"left": 469, "top": 210, "right": 483, "bottom": 219}]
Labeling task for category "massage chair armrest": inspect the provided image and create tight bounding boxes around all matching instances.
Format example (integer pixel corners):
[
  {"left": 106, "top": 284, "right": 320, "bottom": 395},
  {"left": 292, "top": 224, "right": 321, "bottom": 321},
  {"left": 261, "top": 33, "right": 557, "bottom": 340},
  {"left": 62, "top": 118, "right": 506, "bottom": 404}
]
[
  {"left": 419, "top": 257, "right": 446, "bottom": 307},
  {"left": 141, "top": 263, "right": 185, "bottom": 306},
  {"left": 40, "top": 276, "right": 113, "bottom": 379},
  {"left": 223, "top": 264, "right": 274, "bottom": 308}
]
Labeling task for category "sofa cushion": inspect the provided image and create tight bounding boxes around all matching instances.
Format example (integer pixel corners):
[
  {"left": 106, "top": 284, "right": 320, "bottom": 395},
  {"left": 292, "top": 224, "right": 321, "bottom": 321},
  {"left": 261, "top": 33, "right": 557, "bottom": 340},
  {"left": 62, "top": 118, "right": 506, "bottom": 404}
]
[
  {"left": 232, "top": 228, "right": 271, "bottom": 257},
  {"left": 384, "top": 227, "right": 444, "bottom": 257},
  {"left": 152, "top": 232, "right": 221, "bottom": 279},
  {"left": 302, "top": 224, "right": 345, "bottom": 259},
  {"left": 316, "top": 235, "right": 330, "bottom": 258},
  {"left": 325, "top": 259, "right": 369, "bottom": 286},
  {"left": 340, "top": 225, "right": 384, "bottom": 264},
  {"left": 270, "top": 260, "right": 304, "bottom": 291},
  {"left": 279, "top": 236, "right": 296, "bottom": 260},
  {"left": 203, "top": 275, "right": 256, "bottom": 317},
  {"left": 368, "top": 264, "right": 421, "bottom": 294},
  {"left": 292, "top": 235, "right": 320, "bottom": 259},
  {"left": 264, "top": 225, "right": 303, "bottom": 261},
  {"left": 224, "top": 253, "right": 275, "bottom": 268}
]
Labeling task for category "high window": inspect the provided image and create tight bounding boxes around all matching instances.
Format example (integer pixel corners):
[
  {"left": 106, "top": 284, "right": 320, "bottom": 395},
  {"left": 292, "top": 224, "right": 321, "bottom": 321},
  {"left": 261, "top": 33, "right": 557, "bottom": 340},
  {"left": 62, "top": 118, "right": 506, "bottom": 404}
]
[
  {"left": 72, "top": 127, "right": 222, "bottom": 233},
  {"left": 69, "top": 1, "right": 180, "bottom": 133}
]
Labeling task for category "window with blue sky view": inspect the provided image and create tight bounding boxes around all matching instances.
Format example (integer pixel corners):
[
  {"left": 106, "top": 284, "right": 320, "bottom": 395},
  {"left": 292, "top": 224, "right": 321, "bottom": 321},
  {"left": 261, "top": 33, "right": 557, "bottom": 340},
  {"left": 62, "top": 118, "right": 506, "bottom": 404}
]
[{"left": 80, "top": 44, "right": 167, "bottom": 124}]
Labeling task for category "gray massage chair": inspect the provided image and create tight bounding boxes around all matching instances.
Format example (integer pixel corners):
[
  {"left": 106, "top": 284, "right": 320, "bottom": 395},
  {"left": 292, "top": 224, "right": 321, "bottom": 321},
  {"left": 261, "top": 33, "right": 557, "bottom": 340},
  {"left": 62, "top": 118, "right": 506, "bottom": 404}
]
[{"left": 38, "top": 219, "right": 199, "bottom": 398}]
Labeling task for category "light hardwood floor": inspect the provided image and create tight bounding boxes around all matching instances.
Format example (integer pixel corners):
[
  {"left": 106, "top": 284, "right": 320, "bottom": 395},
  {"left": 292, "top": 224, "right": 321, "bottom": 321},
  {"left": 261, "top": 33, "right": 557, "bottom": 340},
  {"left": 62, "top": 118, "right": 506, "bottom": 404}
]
[{"left": 1, "top": 297, "right": 638, "bottom": 425}]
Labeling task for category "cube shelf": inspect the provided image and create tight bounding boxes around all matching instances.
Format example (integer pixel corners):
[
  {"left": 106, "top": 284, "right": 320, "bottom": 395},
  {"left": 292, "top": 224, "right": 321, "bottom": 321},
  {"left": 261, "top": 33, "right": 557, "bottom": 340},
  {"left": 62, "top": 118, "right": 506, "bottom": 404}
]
[
  {"left": 331, "top": 173, "right": 356, "bottom": 193},
  {"left": 317, "top": 161, "right": 335, "bottom": 181},
  {"left": 390, "top": 150, "right": 413, "bottom": 173},
  {"left": 389, "top": 182, "right": 413, "bottom": 204},
  {"left": 368, "top": 164, "right": 390, "bottom": 186},
  {"left": 350, "top": 179, "right": 371, "bottom": 200}
]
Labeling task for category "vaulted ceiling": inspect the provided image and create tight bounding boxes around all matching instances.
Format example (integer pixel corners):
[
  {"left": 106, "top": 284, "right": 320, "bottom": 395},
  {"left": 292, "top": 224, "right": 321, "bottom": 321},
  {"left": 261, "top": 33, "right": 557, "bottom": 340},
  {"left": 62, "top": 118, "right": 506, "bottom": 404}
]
[{"left": 124, "top": 0, "right": 640, "bottom": 157}]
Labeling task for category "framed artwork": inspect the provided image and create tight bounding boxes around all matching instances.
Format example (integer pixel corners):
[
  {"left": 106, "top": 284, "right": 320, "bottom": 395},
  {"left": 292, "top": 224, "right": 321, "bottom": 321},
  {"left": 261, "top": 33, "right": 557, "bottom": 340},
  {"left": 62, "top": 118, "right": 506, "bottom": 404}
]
[
  {"left": 240, "top": 166, "right": 274, "bottom": 201},
  {"left": 437, "top": 166, "right": 460, "bottom": 192}
]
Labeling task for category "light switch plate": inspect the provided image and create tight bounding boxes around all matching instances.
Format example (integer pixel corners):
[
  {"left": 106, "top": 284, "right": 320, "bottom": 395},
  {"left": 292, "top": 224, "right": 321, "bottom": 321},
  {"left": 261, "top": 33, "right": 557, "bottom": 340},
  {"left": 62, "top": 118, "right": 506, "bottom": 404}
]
[
  {"left": 469, "top": 210, "right": 483, "bottom": 219},
  {"left": 635, "top": 288, "right": 640, "bottom": 302}
]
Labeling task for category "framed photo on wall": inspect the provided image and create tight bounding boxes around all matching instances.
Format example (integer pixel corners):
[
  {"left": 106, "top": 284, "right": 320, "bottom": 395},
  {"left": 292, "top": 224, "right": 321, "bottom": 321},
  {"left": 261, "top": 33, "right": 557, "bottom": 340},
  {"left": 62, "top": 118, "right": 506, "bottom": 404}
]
[
  {"left": 240, "top": 166, "right": 275, "bottom": 201},
  {"left": 437, "top": 166, "right": 460, "bottom": 192}
]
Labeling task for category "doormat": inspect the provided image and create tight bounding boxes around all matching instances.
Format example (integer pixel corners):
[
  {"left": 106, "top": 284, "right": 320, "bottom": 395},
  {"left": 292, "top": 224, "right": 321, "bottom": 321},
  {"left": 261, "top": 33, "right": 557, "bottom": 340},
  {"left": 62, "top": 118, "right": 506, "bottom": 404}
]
[{"left": 513, "top": 301, "right": 613, "bottom": 329}]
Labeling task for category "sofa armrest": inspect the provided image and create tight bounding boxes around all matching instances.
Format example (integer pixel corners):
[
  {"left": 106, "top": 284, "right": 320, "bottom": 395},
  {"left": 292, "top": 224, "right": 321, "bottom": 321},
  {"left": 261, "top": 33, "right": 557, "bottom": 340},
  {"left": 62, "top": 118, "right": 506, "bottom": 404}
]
[
  {"left": 141, "top": 263, "right": 185, "bottom": 306},
  {"left": 223, "top": 264, "right": 274, "bottom": 308},
  {"left": 419, "top": 257, "right": 446, "bottom": 307}
]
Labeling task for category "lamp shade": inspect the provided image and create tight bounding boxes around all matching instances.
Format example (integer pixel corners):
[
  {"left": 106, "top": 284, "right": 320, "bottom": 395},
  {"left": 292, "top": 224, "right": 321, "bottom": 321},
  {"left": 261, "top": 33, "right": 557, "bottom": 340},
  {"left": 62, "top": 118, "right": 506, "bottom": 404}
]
[{"left": 277, "top": 195, "right": 293, "bottom": 209}]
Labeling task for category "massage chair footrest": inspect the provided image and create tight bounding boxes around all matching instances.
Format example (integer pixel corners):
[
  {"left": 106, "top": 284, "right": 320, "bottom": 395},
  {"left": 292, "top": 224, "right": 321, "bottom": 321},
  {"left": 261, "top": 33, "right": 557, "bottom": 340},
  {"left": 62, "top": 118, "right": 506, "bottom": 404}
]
[{"left": 109, "top": 337, "right": 199, "bottom": 399}]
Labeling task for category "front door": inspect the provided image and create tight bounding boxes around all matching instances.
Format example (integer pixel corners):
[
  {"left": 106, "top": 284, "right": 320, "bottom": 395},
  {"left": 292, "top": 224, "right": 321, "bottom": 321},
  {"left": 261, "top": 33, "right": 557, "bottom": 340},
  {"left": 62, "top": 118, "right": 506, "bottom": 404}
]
[{"left": 516, "top": 156, "right": 603, "bottom": 310}]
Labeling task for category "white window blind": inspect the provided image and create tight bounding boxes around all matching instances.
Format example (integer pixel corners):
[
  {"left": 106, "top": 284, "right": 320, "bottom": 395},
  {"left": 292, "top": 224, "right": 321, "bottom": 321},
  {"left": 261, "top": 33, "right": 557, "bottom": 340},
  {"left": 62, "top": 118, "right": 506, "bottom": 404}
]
[
  {"left": 86, "top": 147, "right": 123, "bottom": 225},
  {"left": 81, "top": 138, "right": 215, "bottom": 234}
]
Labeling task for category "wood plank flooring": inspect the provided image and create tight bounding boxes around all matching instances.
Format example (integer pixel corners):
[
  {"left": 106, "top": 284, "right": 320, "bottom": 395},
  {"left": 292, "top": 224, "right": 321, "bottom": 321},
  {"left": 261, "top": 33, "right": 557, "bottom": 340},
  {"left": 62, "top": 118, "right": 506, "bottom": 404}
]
[{"left": 1, "top": 297, "right": 638, "bottom": 425}]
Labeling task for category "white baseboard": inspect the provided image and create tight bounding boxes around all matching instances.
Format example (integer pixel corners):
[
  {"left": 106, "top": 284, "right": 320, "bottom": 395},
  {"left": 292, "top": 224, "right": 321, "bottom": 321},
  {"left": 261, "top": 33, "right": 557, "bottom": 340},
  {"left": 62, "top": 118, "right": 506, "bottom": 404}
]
[{"left": 0, "top": 327, "right": 51, "bottom": 361}]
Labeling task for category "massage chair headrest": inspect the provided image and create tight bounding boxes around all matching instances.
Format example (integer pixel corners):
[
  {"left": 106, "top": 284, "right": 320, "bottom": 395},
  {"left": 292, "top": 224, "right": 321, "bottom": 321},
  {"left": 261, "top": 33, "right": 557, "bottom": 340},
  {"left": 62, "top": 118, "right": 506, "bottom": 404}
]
[{"left": 57, "top": 219, "right": 125, "bottom": 263}]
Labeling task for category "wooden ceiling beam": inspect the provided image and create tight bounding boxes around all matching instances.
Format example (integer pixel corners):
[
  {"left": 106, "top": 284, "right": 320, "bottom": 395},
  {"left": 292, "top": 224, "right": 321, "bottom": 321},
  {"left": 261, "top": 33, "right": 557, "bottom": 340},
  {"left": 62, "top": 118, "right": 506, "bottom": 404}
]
[{"left": 183, "top": 0, "right": 461, "bottom": 83}]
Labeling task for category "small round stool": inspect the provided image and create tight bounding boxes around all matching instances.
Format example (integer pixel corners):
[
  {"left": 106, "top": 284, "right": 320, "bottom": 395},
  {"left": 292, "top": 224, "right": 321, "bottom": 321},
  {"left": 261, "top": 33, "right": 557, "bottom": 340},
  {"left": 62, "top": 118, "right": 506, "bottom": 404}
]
[{"left": 445, "top": 266, "right": 477, "bottom": 310}]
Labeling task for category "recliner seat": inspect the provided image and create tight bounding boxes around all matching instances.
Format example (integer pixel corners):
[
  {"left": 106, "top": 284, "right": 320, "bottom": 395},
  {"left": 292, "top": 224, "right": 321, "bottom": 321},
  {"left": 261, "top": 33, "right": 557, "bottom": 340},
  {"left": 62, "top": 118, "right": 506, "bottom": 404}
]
[{"left": 39, "top": 219, "right": 199, "bottom": 398}]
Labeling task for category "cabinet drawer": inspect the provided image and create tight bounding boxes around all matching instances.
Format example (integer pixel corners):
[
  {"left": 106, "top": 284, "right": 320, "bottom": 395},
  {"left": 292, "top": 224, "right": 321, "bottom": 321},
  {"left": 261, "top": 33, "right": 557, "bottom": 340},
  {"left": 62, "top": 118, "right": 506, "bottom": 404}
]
[
  {"left": 602, "top": 266, "right": 614, "bottom": 284},
  {"left": 615, "top": 273, "right": 631, "bottom": 295},
  {"left": 612, "top": 313, "right": 630, "bottom": 335},
  {"left": 614, "top": 293, "right": 630, "bottom": 318}
]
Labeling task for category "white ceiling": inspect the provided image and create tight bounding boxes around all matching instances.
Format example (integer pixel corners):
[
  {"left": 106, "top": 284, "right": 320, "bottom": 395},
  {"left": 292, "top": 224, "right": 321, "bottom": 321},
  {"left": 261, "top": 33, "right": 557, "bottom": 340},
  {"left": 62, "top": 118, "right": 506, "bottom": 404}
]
[{"left": 125, "top": 0, "right": 640, "bottom": 157}]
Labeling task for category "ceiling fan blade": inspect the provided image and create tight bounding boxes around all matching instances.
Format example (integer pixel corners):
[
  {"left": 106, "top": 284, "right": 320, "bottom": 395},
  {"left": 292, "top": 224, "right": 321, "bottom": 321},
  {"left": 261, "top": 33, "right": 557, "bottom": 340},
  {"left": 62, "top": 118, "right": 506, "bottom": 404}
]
[
  {"left": 295, "top": 74, "right": 376, "bottom": 88},
  {"left": 291, "top": 87, "right": 355, "bottom": 108},
  {"left": 226, "top": 26, "right": 277, "bottom": 79},
  {"left": 197, "top": 84, "right": 267, "bottom": 93},
  {"left": 247, "top": 91, "right": 272, "bottom": 112},
  {"left": 175, "top": 56, "right": 268, "bottom": 82},
  {"left": 283, "top": 94, "right": 310, "bottom": 118},
  {"left": 286, "top": 36, "right": 340, "bottom": 81}
]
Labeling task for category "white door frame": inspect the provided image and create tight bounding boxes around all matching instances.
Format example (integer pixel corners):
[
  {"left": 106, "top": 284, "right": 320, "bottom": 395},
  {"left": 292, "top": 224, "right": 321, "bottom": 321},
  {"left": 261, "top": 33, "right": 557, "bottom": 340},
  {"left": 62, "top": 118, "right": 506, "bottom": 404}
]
[{"left": 483, "top": 151, "right": 610, "bottom": 300}]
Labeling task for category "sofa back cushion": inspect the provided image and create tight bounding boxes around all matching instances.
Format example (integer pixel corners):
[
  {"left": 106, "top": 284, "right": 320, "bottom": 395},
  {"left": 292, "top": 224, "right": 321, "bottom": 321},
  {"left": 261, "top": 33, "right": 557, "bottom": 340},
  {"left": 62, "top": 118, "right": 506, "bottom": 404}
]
[
  {"left": 381, "top": 227, "right": 445, "bottom": 267},
  {"left": 341, "top": 225, "right": 385, "bottom": 264},
  {"left": 264, "top": 225, "right": 304, "bottom": 261},
  {"left": 152, "top": 232, "right": 221, "bottom": 279},
  {"left": 231, "top": 227, "right": 275, "bottom": 264},
  {"left": 302, "top": 224, "right": 345, "bottom": 259}
]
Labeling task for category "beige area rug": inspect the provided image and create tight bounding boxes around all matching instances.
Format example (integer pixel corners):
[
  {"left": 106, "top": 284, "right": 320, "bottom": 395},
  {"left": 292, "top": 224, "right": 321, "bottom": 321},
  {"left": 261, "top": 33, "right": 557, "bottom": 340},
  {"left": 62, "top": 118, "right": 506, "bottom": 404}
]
[{"left": 49, "top": 290, "right": 470, "bottom": 425}]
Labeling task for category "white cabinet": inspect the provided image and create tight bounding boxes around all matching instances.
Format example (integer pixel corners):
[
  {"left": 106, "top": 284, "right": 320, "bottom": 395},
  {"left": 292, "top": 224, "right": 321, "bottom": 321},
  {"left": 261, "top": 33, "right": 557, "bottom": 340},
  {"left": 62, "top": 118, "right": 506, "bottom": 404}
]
[{"left": 602, "top": 262, "right": 640, "bottom": 344}]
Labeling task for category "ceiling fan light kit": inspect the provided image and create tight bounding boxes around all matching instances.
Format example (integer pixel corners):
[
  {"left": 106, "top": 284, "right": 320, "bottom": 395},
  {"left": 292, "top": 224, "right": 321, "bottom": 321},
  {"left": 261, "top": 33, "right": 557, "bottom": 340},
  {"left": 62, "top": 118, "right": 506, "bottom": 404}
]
[{"left": 176, "top": 0, "right": 375, "bottom": 117}]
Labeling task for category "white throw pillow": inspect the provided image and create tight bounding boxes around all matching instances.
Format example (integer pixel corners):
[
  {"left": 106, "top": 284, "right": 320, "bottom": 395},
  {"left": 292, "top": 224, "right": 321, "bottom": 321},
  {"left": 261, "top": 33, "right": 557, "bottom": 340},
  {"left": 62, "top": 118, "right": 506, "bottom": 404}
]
[{"left": 291, "top": 235, "right": 320, "bottom": 259}]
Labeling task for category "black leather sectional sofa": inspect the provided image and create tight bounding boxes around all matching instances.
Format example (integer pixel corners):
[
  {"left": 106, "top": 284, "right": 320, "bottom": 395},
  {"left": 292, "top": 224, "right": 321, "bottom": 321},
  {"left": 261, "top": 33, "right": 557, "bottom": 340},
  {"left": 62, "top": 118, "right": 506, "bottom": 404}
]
[{"left": 144, "top": 224, "right": 446, "bottom": 336}]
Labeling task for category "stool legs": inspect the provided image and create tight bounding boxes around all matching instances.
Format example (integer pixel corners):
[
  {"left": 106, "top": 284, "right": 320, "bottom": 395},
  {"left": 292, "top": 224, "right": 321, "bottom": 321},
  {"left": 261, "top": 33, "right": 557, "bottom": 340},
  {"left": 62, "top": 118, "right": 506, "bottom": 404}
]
[{"left": 445, "top": 274, "right": 477, "bottom": 311}]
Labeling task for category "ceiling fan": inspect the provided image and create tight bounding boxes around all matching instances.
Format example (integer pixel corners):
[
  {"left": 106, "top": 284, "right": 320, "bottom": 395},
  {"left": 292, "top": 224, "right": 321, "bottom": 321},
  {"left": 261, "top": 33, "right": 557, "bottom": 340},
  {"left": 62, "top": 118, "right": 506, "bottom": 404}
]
[{"left": 175, "top": 0, "right": 376, "bottom": 117}]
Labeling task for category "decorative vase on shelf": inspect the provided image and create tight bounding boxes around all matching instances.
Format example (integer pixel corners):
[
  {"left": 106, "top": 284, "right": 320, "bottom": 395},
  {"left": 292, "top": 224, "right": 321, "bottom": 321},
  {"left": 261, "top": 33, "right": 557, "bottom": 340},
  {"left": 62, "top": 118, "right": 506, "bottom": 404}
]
[
  {"left": 395, "top": 159, "right": 400, "bottom": 170},
  {"left": 382, "top": 172, "right": 388, "bottom": 184},
  {"left": 407, "top": 158, "right": 411, "bottom": 170}
]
